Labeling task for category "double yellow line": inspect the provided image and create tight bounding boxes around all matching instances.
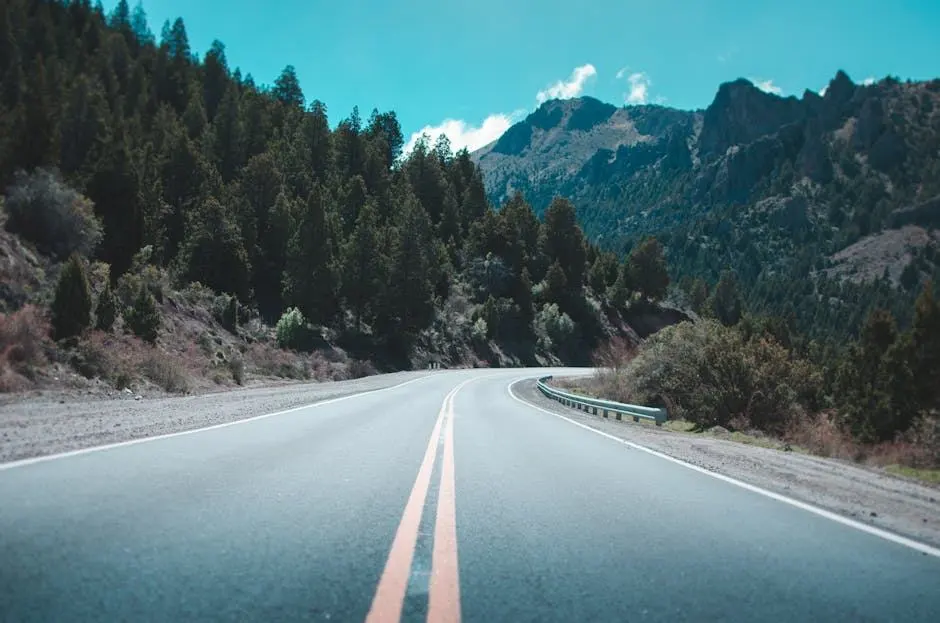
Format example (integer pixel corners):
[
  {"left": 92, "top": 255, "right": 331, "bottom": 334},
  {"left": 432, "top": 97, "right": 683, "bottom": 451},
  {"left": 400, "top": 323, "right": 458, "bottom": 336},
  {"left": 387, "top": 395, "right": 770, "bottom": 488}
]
[{"left": 365, "top": 378, "right": 474, "bottom": 623}]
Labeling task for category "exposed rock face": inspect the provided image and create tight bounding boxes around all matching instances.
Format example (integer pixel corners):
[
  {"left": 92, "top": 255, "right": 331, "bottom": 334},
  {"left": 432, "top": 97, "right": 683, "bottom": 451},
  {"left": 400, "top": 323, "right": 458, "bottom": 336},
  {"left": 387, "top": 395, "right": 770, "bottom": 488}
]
[{"left": 472, "top": 71, "right": 940, "bottom": 295}]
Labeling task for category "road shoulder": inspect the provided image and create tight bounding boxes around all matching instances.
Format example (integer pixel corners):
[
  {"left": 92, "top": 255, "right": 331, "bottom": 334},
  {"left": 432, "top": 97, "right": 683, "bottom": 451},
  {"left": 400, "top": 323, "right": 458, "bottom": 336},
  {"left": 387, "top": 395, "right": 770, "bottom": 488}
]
[
  {"left": 0, "top": 371, "right": 431, "bottom": 464},
  {"left": 512, "top": 378, "right": 940, "bottom": 549}
]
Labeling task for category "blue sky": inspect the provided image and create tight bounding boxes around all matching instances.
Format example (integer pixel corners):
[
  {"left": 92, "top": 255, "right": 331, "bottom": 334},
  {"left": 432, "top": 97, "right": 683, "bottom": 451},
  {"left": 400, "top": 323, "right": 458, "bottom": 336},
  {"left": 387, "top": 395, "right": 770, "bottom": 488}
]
[{"left": 104, "top": 0, "right": 940, "bottom": 153}]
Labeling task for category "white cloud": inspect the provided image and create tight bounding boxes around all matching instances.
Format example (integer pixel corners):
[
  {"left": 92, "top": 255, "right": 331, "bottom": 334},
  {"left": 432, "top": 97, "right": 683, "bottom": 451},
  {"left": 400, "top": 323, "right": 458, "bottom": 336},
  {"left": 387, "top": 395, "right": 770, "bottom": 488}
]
[
  {"left": 818, "top": 85, "right": 829, "bottom": 96},
  {"left": 536, "top": 64, "right": 597, "bottom": 104},
  {"left": 752, "top": 78, "right": 783, "bottom": 95},
  {"left": 625, "top": 72, "right": 651, "bottom": 104},
  {"left": 405, "top": 63, "right": 605, "bottom": 156},
  {"left": 403, "top": 110, "right": 527, "bottom": 156},
  {"left": 862, "top": 76, "right": 876, "bottom": 86},
  {"left": 615, "top": 67, "right": 627, "bottom": 80}
]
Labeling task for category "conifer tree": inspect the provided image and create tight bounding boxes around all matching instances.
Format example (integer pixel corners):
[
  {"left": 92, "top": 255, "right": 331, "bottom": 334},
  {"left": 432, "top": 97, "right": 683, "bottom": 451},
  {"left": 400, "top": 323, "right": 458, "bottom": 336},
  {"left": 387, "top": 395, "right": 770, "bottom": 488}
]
[{"left": 51, "top": 254, "right": 93, "bottom": 340}]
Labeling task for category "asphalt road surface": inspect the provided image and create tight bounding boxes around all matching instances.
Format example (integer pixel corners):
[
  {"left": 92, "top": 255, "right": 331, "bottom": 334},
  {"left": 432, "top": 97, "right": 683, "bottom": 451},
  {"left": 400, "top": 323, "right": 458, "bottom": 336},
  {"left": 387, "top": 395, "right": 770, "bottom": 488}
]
[{"left": 2, "top": 368, "right": 939, "bottom": 622}]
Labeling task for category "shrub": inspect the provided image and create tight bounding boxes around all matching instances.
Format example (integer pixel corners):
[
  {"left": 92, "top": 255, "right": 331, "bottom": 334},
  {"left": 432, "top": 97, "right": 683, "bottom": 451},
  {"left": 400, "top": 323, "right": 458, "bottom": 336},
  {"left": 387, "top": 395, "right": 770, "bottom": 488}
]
[
  {"left": 124, "top": 283, "right": 161, "bottom": 344},
  {"left": 534, "top": 303, "right": 575, "bottom": 352},
  {"left": 623, "top": 319, "right": 821, "bottom": 434},
  {"left": 229, "top": 356, "right": 245, "bottom": 385},
  {"left": 3, "top": 168, "right": 103, "bottom": 260},
  {"left": 95, "top": 282, "right": 118, "bottom": 332},
  {"left": 275, "top": 307, "right": 309, "bottom": 350},
  {"left": 117, "top": 246, "right": 169, "bottom": 305},
  {"left": 245, "top": 342, "right": 309, "bottom": 379},
  {"left": 0, "top": 305, "right": 50, "bottom": 390},
  {"left": 470, "top": 317, "right": 488, "bottom": 343},
  {"left": 347, "top": 359, "right": 377, "bottom": 379},
  {"left": 906, "top": 415, "right": 940, "bottom": 468},
  {"left": 71, "top": 331, "right": 141, "bottom": 389},
  {"left": 141, "top": 350, "right": 190, "bottom": 393},
  {"left": 51, "top": 254, "right": 93, "bottom": 340}
]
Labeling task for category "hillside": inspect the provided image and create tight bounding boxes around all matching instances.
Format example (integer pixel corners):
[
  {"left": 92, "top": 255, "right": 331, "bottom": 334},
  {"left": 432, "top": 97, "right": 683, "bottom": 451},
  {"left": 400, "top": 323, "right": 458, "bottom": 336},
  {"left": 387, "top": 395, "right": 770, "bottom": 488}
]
[
  {"left": 474, "top": 73, "right": 940, "bottom": 339},
  {"left": 0, "top": 0, "right": 692, "bottom": 396}
]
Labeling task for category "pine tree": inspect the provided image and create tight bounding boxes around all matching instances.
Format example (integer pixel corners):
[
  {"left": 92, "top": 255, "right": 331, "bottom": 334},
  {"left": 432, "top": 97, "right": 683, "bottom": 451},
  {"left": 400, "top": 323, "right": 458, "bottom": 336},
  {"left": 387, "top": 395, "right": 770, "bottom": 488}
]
[
  {"left": 304, "top": 100, "right": 333, "bottom": 179},
  {"left": 341, "top": 200, "right": 385, "bottom": 330},
  {"left": 202, "top": 40, "right": 229, "bottom": 121},
  {"left": 178, "top": 197, "right": 251, "bottom": 300},
  {"left": 540, "top": 197, "right": 586, "bottom": 296},
  {"left": 543, "top": 261, "right": 569, "bottom": 306},
  {"left": 59, "top": 75, "right": 111, "bottom": 177},
  {"left": 20, "top": 54, "right": 55, "bottom": 170},
  {"left": 125, "top": 282, "right": 161, "bottom": 344},
  {"left": 627, "top": 237, "right": 670, "bottom": 302},
  {"left": 284, "top": 184, "right": 339, "bottom": 326},
  {"left": 911, "top": 281, "right": 940, "bottom": 410},
  {"left": 212, "top": 86, "right": 245, "bottom": 182},
  {"left": 272, "top": 65, "right": 304, "bottom": 109},
  {"left": 95, "top": 281, "right": 118, "bottom": 332},
  {"left": 387, "top": 195, "right": 435, "bottom": 335},
  {"left": 51, "top": 254, "right": 93, "bottom": 340},
  {"left": 130, "top": 2, "right": 154, "bottom": 44},
  {"left": 255, "top": 191, "right": 294, "bottom": 321},
  {"left": 711, "top": 270, "right": 743, "bottom": 326},
  {"left": 609, "top": 263, "right": 632, "bottom": 309}
]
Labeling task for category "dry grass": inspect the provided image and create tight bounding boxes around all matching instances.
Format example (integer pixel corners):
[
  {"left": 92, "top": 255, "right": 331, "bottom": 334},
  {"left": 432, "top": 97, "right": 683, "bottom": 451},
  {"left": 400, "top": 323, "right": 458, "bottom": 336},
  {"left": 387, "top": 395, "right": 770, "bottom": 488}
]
[
  {"left": 785, "top": 411, "right": 861, "bottom": 461},
  {"left": 244, "top": 342, "right": 312, "bottom": 381},
  {"left": 73, "top": 331, "right": 196, "bottom": 394},
  {"left": 0, "top": 305, "right": 50, "bottom": 391},
  {"left": 140, "top": 350, "right": 191, "bottom": 394}
]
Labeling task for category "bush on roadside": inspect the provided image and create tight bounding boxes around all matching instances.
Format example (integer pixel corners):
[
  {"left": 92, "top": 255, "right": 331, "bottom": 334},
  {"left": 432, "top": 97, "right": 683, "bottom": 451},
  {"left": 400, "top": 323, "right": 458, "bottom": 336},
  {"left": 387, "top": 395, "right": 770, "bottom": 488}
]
[
  {"left": 275, "top": 307, "right": 309, "bottom": 350},
  {"left": 72, "top": 330, "right": 137, "bottom": 389},
  {"left": 245, "top": 342, "right": 310, "bottom": 380},
  {"left": 0, "top": 305, "right": 50, "bottom": 391},
  {"left": 229, "top": 355, "right": 245, "bottom": 385},
  {"left": 140, "top": 349, "right": 190, "bottom": 393},
  {"left": 347, "top": 358, "right": 377, "bottom": 379},
  {"left": 622, "top": 319, "right": 822, "bottom": 434}
]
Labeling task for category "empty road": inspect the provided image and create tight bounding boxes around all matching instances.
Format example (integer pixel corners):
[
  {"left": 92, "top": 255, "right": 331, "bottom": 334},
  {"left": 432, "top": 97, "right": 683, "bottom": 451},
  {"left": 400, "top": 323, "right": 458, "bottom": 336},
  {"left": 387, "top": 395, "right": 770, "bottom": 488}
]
[{"left": 1, "top": 368, "right": 939, "bottom": 622}]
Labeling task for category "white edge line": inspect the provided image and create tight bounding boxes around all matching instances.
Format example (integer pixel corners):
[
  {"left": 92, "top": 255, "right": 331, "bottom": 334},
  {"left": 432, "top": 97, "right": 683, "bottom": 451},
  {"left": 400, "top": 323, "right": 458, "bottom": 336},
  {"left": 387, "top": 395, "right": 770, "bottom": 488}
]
[
  {"left": 507, "top": 377, "right": 940, "bottom": 559},
  {"left": 0, "top": 374, "right": 434, "bottom": 471}
]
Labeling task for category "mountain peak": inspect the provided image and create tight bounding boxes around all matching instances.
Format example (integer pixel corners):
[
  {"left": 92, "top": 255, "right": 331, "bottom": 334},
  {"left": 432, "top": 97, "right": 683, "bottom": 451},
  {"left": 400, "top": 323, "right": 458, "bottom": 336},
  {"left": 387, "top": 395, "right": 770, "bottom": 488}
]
[{"left": 698, "top": 78, "right": 805, "bottom": 158}]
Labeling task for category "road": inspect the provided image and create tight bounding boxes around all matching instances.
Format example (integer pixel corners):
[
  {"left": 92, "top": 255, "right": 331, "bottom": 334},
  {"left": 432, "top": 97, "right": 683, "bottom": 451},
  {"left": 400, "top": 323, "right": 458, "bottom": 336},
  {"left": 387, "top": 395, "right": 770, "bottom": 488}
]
[{"left": 1, "top": 368, "right": 938, "bottom": 622}]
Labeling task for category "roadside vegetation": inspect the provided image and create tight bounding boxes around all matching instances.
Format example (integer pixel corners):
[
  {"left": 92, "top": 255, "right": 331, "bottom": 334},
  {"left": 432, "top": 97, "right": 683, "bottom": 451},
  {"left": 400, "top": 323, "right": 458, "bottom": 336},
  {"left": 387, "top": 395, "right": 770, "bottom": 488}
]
[{"left": 579, "top": 279, "right": 940, "bottom": 480}]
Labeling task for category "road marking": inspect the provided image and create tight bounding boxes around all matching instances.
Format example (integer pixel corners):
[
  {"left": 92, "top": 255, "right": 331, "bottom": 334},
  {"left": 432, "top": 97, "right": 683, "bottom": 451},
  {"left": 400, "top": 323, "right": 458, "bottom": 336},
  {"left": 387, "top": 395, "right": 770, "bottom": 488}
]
[
  {"left": 428, "top": 388, "right": 461, "bottom": 623},
  {"left": 507, "top": 377, "right": 940, "bottom": 560},
  {"left": 365, "top": 402, "right": 445, "bottom": 623},
  {"left": 0, "top": 374, "right": 432, "bottom": 472},
  {"left": 366, "top": 378, "right": 473, "bottom": 623}
]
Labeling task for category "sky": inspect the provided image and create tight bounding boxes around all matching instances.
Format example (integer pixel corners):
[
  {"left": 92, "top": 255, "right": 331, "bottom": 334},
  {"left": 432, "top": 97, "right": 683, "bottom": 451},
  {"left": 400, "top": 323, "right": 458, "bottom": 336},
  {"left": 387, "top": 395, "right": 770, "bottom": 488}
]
[{"left": 103, "top": 0, "right": 940, "bottom": 154}]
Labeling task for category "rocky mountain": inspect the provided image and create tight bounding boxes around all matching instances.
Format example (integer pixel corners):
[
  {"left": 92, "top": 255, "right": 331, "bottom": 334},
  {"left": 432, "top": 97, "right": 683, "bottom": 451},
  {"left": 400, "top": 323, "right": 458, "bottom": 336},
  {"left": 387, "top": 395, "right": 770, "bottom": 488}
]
[{"left": 473, "top": 71, "right": 940, "bottom": 339}]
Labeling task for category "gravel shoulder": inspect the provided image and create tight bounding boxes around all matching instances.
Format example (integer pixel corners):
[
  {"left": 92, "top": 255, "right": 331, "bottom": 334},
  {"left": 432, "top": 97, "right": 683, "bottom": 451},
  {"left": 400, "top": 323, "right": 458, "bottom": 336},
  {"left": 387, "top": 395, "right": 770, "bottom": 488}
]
[
  {"left": 514, "top": 379, "right": 940, "bottom": 549},
  {"left": 0, "top": 371, "right": 431, "bottom": 464}
]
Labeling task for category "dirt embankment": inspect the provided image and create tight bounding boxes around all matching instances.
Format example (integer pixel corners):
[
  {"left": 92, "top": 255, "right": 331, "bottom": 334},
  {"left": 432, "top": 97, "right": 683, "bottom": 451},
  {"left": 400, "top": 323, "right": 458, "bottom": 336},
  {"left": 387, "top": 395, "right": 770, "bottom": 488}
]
[{"left": 515, "top": 379, "right": 940, "bottom": 549}]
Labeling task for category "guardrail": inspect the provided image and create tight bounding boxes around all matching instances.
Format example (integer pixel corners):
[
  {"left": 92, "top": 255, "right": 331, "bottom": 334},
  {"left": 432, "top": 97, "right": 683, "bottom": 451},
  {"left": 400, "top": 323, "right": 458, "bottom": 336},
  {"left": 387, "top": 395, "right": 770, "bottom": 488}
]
[{"left": 536, "top": 376, "right": 668, "bottom": 426}]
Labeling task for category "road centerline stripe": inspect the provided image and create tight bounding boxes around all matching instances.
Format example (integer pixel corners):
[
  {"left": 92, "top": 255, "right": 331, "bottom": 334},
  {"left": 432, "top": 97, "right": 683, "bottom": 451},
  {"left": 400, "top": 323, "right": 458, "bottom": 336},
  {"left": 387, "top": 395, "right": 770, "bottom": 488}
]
[
  {"left": 428, "top": 390, "right": 461, "bottom": 623},
  {"left": 366, "top": 378, "right": 473, "bottom": 623},
  {"left": 365, "top": 409, "right": 444, "bottom": 623}
]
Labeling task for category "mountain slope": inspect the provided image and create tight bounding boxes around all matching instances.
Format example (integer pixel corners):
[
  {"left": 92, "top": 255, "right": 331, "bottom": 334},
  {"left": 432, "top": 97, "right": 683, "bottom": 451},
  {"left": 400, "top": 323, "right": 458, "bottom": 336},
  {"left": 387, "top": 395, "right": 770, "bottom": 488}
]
[{"left": 474, "top": 72, "right": 940, "bottom": 339}]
